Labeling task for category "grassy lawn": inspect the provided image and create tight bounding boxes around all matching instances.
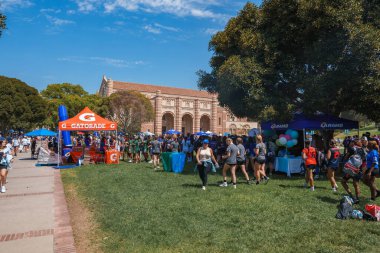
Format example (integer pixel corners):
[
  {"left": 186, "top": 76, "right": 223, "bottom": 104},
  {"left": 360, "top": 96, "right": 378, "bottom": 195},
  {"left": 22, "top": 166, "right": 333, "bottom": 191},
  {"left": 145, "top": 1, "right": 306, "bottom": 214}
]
[{"left": 62, "top": 161, "right": 380, "bottom": 253}]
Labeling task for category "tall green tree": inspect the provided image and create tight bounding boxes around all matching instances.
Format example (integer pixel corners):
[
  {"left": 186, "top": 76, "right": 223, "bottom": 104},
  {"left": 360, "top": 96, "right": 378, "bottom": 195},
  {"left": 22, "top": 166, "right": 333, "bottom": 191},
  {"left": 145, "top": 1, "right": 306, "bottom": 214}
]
[
  {"left": 0, "top": 13, "right": 6, "bottom": 37},
  {"left": 0, "top": 76, "right": 47, "bottom": 132},
  {"left": 198, "top": 1, "right": 380, "bottom": 122},
  {"left": 41, "top": 83, "right": 109, "bottom": 129},
  {"left": 108, "top": 90, "right": 154, "bottom": 133}
]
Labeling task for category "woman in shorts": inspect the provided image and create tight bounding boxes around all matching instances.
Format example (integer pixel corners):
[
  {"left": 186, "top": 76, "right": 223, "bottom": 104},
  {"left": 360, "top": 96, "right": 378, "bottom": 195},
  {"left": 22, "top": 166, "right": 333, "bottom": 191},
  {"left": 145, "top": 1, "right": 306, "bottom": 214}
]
[
  {"left": 219, "top": 138, "right": 239, "bottom": 189},
  {"left": 363, "top": 141, "right": 380, "bottom": 200},
  {"left": 302, "top": 140, "right": 317, "bottom": 191},
  {"left": 326, "top": 140, "right": 340, "bottom": 192},
  {"left": 236, "top": 137, "right": 250, "bottom": 184},
  {"left": 341, "top": 139, "right": 365, "bottom": 202},
  {"left": 0, "top": 141, "right": 13, "bottom": 193},
  {"left": 254, "top": 135, "right": 269, "bottom": 185}
]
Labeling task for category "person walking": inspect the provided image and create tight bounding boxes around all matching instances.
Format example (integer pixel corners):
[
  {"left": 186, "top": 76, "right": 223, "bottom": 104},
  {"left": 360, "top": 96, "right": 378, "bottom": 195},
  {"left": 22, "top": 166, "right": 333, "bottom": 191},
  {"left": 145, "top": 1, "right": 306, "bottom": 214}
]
[
  {"left": 196, "top": 139, "right": 218, "bottom": 190},
  {"left": 151, "top": 136, "right": 162, "bottom": 170},
  {"left": 236, "top": 137, "right": 250, "bottom": 184},
  {"left": 254, "top": 135, "right": 269, "bottom": 185},
  {"left": 219, "top": 138, "right": 239, "bottom": 189},
  {"left": 12, "top": 136, "right": 20, "bottom": 156},
  {"left": 326, "top": 140, "right": 340, "bottom": 192},
  {"left": 0, "top": 141, "right": 13, "bottom": 193},
  {"left": 363, "top": 141, "right": 380, "bottom": 201},
  {"left": 302, "top": 140, "right": 317, "bottom": 191}
]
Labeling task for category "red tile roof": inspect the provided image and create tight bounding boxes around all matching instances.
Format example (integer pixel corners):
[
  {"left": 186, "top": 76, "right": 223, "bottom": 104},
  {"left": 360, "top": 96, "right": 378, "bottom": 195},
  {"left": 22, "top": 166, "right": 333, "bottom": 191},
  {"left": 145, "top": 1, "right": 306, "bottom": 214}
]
[{"left": 113, "top": 81, "right": 214, "bottom": 98}]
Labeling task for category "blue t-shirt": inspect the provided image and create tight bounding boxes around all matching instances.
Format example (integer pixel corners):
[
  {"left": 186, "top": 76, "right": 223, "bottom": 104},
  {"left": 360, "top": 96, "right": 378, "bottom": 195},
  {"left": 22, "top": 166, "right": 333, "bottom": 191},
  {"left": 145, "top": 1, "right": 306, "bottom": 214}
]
[{"left": 366, "top": 150, "right": 379, "bottom": 169}]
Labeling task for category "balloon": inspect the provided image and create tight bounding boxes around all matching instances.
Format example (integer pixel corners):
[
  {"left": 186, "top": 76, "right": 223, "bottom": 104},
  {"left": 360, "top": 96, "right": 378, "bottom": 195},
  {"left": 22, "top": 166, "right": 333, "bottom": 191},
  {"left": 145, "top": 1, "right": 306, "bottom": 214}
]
[
  {"left": 292, "top": 139, "right": 298, "bottom": 146},
  {"left": 285, "top": 129, "right": 293, "bottom": 136},
  {"left": 290, "top": 130, "right": 299, "bottom": 139},
  {"left": 286, "top": 141, "right": 294, "bottom": 148},
  {"left": 275, "top": 139, "right": 282, "bottom": 146},
  {"left": 279, "top": 137, "right": 287, "bottom": 145},
  {"left": 284, "top": 134, "right": 291, "bottom": 141}
]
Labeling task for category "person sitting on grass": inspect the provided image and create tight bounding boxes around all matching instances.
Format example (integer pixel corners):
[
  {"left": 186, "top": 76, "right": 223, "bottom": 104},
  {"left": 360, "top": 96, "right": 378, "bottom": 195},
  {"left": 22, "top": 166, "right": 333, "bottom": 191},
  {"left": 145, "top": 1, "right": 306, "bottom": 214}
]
[
  {"left": 196, "top": 139, "right": 218, "bottom": 190},
  {"left": 302, "top": 140, "right": 317, "bottom": 191},
  {"left": 219, "top": 138, "right": 239, "bottom": 189}
]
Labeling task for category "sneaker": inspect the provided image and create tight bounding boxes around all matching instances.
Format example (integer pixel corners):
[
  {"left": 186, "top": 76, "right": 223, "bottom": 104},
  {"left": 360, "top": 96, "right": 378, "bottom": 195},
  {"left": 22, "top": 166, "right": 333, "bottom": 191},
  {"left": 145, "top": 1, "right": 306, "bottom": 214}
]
[
  {"left": 332, "top": 187, "right": 337, "bottom": 192},
  {"left": 247, "top": 180, "right": 251, "bottom": 185},
  {"left": 219, "top": 182, "right": 228, "bottom": 187},
  {"left": 310, "top": 186, "right": 315, "bottom": 191},
  {"left": 1, "top": 186, "right": 6, "bottom": 193},
  {"left": 264, "top": 177, "right": 270, "bottom": 185},
  {"left": 148, "top": 160, "right": 153, "bottom": 163},
  {"left": 255, "top": 181, "right": 260, "bottom": 185},
  {"left": 128, "top": 159, "right": 132, "bottom": 163},
  {"left": 202, "top": 186, "right": 206, "bottom": 190},
  {"left": 233, "top": 184, "right": 237, "bottom": 189}
]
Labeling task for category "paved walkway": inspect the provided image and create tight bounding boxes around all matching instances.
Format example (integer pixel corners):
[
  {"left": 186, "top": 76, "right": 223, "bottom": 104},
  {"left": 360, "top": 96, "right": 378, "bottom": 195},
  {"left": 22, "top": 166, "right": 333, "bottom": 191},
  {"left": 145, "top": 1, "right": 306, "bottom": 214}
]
[{"left": 0, "top": 151, "right": 76, "bottom": 253}]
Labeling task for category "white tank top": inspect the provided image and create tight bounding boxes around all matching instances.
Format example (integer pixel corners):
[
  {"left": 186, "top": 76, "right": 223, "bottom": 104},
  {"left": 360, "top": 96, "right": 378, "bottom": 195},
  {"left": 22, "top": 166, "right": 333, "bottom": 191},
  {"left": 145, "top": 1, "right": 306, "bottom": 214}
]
[{"left": 199, "top": 147, "right": 212, "bottom": 161}]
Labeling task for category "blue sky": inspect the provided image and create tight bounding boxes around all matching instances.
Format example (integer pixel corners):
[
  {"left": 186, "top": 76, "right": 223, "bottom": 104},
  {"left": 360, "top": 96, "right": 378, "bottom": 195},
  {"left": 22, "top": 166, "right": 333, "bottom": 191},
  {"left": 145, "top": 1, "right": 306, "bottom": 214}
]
[{"left": 0, "top": 0, "right": 261, "bottom": 93}]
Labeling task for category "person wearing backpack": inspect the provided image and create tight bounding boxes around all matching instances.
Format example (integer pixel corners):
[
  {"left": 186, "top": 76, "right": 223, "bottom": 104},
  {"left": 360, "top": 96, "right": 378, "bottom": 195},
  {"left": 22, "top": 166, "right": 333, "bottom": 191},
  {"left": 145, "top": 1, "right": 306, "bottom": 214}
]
[
  {"left": 363, "top": 141, "right": 380, "bottom": 201},
  {"left": 302, "top": 140, "right": 317, "bottom": 191},
  {"left": 327, "top": 140, "right": 340, "bottom": 192},
  {"left": 341, "top": 139, "right": 364, "bottom": 203}
]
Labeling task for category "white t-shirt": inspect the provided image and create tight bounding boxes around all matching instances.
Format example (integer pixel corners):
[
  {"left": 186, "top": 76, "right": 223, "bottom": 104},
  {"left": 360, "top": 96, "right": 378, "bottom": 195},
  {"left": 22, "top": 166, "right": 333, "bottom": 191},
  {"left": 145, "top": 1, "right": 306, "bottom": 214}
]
[{"left": 22, "top": 138, "right": 28, "bottom": 145}]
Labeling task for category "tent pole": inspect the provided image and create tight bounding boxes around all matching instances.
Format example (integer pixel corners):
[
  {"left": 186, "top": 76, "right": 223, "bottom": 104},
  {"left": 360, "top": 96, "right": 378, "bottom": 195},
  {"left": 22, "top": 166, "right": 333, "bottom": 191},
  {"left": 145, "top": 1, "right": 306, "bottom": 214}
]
[
  {"left": 303, "top": 128, "right": 306, "bottom": 149},
  {"left": 58, "top": 130, "right": 61, "bottom": 167}
]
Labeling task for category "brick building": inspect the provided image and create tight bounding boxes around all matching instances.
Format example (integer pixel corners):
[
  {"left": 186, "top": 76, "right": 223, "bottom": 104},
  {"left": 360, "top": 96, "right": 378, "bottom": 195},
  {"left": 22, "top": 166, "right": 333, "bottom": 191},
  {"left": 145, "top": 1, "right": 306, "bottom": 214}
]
[{"left": 99, "top": 76, "right": 257, "bottom": 136}]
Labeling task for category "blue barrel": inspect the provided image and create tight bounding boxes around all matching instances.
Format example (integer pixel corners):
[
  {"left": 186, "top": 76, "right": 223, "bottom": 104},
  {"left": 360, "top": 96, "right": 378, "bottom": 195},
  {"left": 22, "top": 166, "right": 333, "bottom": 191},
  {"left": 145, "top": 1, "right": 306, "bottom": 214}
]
[
  {"left": 171, "top": 152, "right": 186, "bottom": 173},
  {"left": 58, "top": 105, "right": 72, "bottom": 146}
]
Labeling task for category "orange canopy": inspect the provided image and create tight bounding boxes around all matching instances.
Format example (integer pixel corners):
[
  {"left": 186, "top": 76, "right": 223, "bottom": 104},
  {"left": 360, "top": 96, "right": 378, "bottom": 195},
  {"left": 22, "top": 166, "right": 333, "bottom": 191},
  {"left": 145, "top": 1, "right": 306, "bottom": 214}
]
[{"left": 58, "top": 107, "right": 117, "bottom": 131}]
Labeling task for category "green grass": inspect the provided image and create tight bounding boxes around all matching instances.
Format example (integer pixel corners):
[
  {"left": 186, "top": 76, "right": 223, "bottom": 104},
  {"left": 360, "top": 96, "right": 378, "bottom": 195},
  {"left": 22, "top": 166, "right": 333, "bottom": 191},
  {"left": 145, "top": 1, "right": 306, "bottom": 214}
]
[
  {"left": 334, "top": 124, "right": 380, "bottom": 139},
  {"left": 61, "top": 162, "right": 380, "bottom": 253}
]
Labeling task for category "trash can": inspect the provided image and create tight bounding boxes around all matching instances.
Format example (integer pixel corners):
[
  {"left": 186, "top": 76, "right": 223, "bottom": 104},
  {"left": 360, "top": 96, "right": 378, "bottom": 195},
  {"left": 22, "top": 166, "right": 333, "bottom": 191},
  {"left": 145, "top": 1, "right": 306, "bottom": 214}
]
[
  {"left": 171, "top": 152, "right": 186, "bottom": 173},
  {"left": 161, "top": 152, "right": 172, "bottom": 172}
]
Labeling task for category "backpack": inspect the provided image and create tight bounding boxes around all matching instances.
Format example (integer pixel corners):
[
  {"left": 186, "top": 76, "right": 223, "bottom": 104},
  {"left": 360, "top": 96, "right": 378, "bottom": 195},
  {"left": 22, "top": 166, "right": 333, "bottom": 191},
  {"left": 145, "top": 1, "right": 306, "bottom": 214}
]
[
  {"left": 343, "top": 155, "right": 362, "bottom": 176},
  {"left": 336, "top": 196, "right": 354, "bottom": 219}
]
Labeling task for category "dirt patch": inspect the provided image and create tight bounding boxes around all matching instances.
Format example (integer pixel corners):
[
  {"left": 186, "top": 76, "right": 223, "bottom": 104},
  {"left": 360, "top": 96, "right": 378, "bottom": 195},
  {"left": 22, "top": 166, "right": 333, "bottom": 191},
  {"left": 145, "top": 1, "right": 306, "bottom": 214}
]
[{"left": 64, "top": 183, "right": 103, "bottom": 253}]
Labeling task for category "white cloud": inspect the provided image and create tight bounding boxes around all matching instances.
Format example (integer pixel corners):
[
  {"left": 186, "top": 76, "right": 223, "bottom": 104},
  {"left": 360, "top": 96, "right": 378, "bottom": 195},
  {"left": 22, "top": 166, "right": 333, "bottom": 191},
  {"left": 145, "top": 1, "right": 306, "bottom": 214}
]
[
  {"left": 46, "top": 15, "right": 75, "bottom": 26},
  {"left": 40, "top": 8, "right": 61, "bottom": 14},
  {"left": 58, "top": 56, "right": 146, "bottom": 68},
  {"left": 143, "top": 24, "right": 161, "bottom": 34},
  {"left": 73, "top": 0, "right": 223, "bottom": 19},
  {"left": 204, "top": 28, "right": 219, "bottom": 35},
  {"left": 154, "top": 23, "right": 180, "bottom": 32},
  {"left": 0, "top": 0, "right": 33, "bottom": 11}
]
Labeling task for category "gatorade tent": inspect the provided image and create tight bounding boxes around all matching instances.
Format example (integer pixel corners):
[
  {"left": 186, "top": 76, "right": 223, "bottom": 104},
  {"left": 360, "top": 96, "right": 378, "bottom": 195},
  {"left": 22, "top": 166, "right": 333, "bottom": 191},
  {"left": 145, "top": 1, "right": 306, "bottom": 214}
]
[{"left": 57, "top": 107, "right": 118, "bottom": 166}]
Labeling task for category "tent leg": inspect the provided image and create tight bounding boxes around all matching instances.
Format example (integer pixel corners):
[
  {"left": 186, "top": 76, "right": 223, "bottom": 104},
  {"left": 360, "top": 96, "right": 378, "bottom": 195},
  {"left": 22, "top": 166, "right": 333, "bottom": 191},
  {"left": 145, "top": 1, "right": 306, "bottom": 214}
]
[
  {"left": 303, "top": 129, "right": 306, "bottom": 149},
  {"left": 58, "top": 130, "right": 61, "bottom": 167}
]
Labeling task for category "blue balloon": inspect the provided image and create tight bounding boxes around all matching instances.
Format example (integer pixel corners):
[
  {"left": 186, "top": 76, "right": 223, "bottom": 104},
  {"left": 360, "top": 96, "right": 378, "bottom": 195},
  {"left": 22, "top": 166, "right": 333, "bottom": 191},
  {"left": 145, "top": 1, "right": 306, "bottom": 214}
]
[
  {"left": 285, "top": 129, "right": 293, "bottom": 136},
  {"left": 286, "top": 141, "right": 294, "bottom": 148},
  {"left": 290, "top": 130, "right": 299, "bottom": 139}
]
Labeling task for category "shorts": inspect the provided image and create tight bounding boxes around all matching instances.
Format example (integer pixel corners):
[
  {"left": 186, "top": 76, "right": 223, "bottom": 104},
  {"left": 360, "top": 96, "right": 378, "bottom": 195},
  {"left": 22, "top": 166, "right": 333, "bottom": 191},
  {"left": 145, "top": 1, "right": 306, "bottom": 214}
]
[
  {"left": 237, "top": 159, "right": 246, "bottom": 166},
  {"left": 328, "top": 166, "right": 339, "bottom": 171},
  {"left": 152, "top": 152, "right": 160, "bottom": 156},
  {"left": 306, "top": 165, "right": 317, "bottom": 171},
  {"left": 343, "top": 171, "right": 362, "bottom": 182},
  {"left": 266, "top": 156, "right": 275, "bottom": 164},
  {"left": 226, "top": 163, "right": 237, "bottom": 166},
  {"left": 255, "top": 158, "right": 266, "bottom": 165},
  {"left": 365, "top": 168, "right": 379, "bottom": 177}
]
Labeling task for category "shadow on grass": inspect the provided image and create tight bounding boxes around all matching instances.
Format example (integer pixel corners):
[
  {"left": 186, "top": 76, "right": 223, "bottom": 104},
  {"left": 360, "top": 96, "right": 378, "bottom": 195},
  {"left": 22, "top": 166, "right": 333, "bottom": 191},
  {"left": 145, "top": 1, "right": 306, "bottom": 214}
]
[
  {"left": 19, "top": 158, "right": 35, "bottom": 160},
  {"left": 278, "top": 184, "right": 328, "bottom": 190},
  {"left": 316, "top": 196, "right": 338, "bottom": 205}
]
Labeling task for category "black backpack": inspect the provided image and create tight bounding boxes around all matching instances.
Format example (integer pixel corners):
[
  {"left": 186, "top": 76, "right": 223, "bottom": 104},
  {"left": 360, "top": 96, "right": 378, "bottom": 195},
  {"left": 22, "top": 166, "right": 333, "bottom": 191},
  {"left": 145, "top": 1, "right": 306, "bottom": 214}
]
[{"left": 336, "top": 197, "right": 353, "bottom": 219}]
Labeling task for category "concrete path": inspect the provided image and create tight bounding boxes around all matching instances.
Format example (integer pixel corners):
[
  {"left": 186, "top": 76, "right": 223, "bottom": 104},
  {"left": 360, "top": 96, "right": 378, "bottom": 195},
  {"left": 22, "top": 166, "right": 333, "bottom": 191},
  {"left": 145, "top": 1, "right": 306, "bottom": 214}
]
[{"left": 0, "top": 151, "right": 76, "bottom": 253}]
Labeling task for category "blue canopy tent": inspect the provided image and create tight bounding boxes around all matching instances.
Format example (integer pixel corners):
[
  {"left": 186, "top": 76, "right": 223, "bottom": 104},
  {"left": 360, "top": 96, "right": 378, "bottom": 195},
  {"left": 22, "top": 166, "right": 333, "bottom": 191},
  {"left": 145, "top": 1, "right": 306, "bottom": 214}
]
[
  {"left": 261, "top": 114, "right": 359, "bottom": 148},
  {"left": 25, "top": 129, "right": 57, "bottom": 137}
]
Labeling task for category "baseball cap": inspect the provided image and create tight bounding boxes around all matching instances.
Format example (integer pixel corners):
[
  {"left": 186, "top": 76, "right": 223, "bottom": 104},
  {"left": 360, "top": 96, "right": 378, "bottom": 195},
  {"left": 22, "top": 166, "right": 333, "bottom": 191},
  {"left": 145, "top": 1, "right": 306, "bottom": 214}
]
[
  {"left": 203, "top": 139, "right": 209, "bottom": 144},
  {"left": 361, "top": 136, "right": 368, "bottom": 141}
]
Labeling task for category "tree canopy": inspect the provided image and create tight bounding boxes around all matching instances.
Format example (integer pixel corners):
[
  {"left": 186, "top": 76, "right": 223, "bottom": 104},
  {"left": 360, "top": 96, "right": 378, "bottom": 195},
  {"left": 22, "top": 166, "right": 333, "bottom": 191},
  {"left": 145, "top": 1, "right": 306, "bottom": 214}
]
[
  {"left": 0, "top": 76, "right": 47, "bottom": 133},
  {"left": 108, "top": 90, "right": 154, "bottom": 133},
  {"left": 0, "top": 13, "right": 6, "bottom": 37},
  {"left": 198, "top": 0, "right": 380, "bottom": 122},
  {"left": 41, "top": 83, "right": 109, "bottom": 129}
]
